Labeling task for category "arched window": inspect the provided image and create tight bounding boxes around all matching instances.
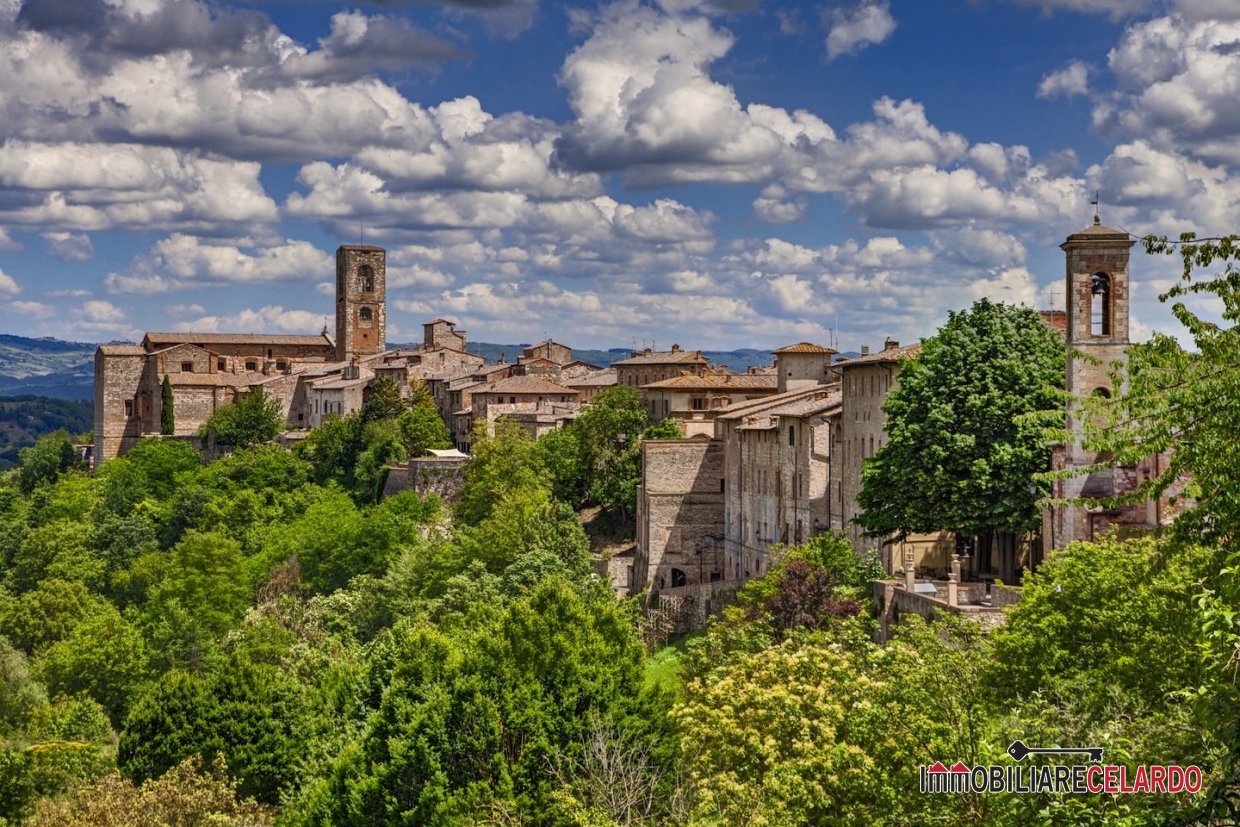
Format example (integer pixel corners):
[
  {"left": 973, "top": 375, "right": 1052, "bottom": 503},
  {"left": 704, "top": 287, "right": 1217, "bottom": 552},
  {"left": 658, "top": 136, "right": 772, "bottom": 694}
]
[
  {"left": 359, "top": 265, "right": 375, "bottom": 293},
  {"left": 1092, "top": 387, "right": 1112, "bottom": 399},
  {"left": 359, "top": 307, "right": 373, "bottom": 326},
  {"left": 1091, "top": 272, "right": 1111, "bottom": 336},
  {"left": 671, "top": 568, "right": 687, "bottom": 588}
]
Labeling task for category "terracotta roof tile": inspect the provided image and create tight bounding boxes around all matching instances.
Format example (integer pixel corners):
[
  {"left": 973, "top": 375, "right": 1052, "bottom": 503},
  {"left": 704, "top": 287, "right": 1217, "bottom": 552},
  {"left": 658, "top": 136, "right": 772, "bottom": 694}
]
[
  {"left": 839, "top": 342, "right": 922, "bottom": 366},
  {"left": 143, "top": 332, "right": 333, "bottom": 348},
  {"left": 480, "top": 376, "right": 578, "bottom": 395},
  {"left": 640, "top": 373, "right": 777, "bottom": 390},
  {"left": 771, "top": 342, "right": 838, "bottom": 354},
  {"left": 612, "top": 349, "right": 707, "bottom": 366}
]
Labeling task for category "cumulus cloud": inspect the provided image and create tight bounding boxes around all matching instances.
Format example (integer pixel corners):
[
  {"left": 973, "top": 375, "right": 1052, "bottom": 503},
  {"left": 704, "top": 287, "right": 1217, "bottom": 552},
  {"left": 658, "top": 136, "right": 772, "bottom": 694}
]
[
  {"left": 42, "top": 231, "right": 94, "bottom": 261},
  {"left": 1038, "top": 60, "right": 1091, "bottom": 98},
  {"left": 177, "top": 305, "right": 327, "bottom": 334},
  {"left": 0, "top": 267, "right": 19, "bottom": 294},
  {"left": 1096, "top": 13, "right": 1240, "bottom": 165},
  {"left": 279, "top": 11, "right": 469, "bottom": 81},
  {"left": 822, "top": 1, "right": 897, "bottom": 61},
  {"left": 105, "top": 236, "right": 333, "bottom": 292},
  {"left": 10, "top": 300, "right": 53, "bottom": 318}
]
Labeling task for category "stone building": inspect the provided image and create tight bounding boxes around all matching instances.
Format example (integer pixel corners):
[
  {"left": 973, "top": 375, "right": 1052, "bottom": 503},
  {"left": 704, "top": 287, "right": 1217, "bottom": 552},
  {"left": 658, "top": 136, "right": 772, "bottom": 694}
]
[
  {"left": 639, "top": 369, "right": 778, "bottom": 436},
  {"left": 613, "top": 345, "right": 708, "bottom": 395},
  {"left": 469, "top": 375, "right": 581, "bottom": 440},
  {"left": 1043, "top": 216, "right": 1170, "bottom": 551},
  {"left": 632, "top": 344, "right": 842, "bottom": 617},
  {"left": 93, "top": 245, "right": 388, "bottom": 465}
]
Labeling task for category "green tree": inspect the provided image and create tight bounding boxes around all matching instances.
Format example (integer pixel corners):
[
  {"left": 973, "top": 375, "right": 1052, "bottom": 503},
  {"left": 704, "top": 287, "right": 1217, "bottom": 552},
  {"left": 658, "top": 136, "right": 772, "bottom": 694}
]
[
  {"left": 856, "top": 298, "right": 1065, "bottom": 552},
  {"left": 295, "top": 579, "right": 657, "bottom": 825},
  {"left": 30, "top": 755, "right": 273, "bottom": 827},
  {"left": 573, "top": 386, "right": 648, "bottom": 521},
  {"left": 457, "top": 419, "right": 549, "bottom": 526},
  {"left": 119, "top": 656, "right": 309, "bottom": 805},
  {"left": 360, "top": 376, "right": 408, "bottom": 424},
  {"left": 37, "top": 606, "right": 148, "bottom": 725},
  {"left": 1076, "top": 233, "right": 1240, "bottom": 820},
  {"left": 160, "top": 375, "right": 175, "bottom": 435},
  {"left": 17, "top": 431, "right": 76, "bottom": 495},
  {"left": 397, "top": 403, "right": 452, "bottom": 458},
  {"left": 199, "top": 388, "right": 283, "bottom": 449}
]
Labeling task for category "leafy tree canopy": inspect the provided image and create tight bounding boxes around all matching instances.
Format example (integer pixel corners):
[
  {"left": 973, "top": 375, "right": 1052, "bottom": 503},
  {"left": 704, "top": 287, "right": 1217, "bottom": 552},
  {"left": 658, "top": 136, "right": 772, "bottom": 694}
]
[
  {"left": 199, "top": 388, "right": 283, "bottom": 449},
  {"left": 857, "top": 298, "right": 1065, "bottom": 540}
]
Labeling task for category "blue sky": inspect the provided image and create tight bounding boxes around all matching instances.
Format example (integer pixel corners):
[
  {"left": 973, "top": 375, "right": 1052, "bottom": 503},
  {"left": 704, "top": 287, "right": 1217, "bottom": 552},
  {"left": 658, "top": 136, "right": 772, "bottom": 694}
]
[{"left": 0, "top": 0, "right": 1234, "bottom": 350}]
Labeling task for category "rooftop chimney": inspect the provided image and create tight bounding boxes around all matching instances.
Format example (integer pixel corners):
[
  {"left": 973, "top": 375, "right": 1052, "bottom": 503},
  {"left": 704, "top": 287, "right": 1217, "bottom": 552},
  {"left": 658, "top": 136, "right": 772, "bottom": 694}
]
[
  {"left": 671, "top": 343, "right": 680, "bottom": 352},
  {"left": 885, "top": 338, "right": 899, "bottom": 351},
  {"left": 860, "top": 345, "right": 870, "bottom": 356}
]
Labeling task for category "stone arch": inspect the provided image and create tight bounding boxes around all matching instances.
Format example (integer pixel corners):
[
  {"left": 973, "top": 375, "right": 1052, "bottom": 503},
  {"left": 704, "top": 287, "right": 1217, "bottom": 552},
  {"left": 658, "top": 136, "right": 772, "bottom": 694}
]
[{"left": 1091, "top": 272, "right": 1111, "bottom": 336}]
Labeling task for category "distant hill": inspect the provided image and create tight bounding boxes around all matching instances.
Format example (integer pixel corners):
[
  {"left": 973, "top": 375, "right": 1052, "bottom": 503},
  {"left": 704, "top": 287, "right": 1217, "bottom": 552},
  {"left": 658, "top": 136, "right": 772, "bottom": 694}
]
[
  {"left": 0, "top": 334, "right": 96, "bottom": 400},
  {"left": 0, "top": 395, "right": 93, "bottom": 470}
]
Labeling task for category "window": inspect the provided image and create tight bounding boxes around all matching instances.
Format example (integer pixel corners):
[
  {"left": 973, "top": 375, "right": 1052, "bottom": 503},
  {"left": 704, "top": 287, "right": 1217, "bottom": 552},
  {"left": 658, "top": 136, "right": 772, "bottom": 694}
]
[
  {"left": 245, "top": 361, "right": 257, "bottom": 371},
  {"left": 359, "top": 307, "right": 373, "bottom": 325},
  {"left": 217, "top": 359, "right": 226, "bottom": 371},
  {"left": 692, "top": 397, "right": 705, "bottom": 411},
  {"left": 124, "top": 400, "right": 133, "bottom": 417},
  {"left": 181, "top": 362, "right": 193, "bottom": 372},
  {"left": 359, "top": 265, "right": 375, "bottom": 293},
  {"left": 789, "top": 425, "right": 795, "bottom": 445},
  {"left": 1091, "top": 272, "right": 1112, "bottom": 336},
  {"left": 671, "top": 568, "right": 687, "bottom": 588}
]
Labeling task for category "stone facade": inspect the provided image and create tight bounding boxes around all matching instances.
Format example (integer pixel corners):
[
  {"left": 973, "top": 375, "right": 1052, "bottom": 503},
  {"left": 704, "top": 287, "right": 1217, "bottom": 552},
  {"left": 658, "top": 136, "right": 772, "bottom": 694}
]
[
  {"left": 335, "top": 246, "right": 386, "bottom": 361},
  {"left": 1045, "top": 217, "right": 1170, "bottom": 552},
  {"left": 613, "top": 345, "right": 708, "bottom": 397},
  {"left": 634, "top": 438, "right": 726, "bottom": 595},
  {"left": 640, "top": 369, "right": 778, "bottom": 437}
]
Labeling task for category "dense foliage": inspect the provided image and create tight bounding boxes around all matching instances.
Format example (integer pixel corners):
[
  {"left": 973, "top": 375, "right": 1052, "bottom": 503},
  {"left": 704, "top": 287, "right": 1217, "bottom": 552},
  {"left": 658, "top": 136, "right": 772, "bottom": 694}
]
[
  {"left": 857, "top": 298, "right": 1065, "bottom": 542},
  {"left": 0, "top": 398, "right": 91, "bottom": 471},
  {"left": 198, "top": 388, "right": 283, "bottom": 449}
]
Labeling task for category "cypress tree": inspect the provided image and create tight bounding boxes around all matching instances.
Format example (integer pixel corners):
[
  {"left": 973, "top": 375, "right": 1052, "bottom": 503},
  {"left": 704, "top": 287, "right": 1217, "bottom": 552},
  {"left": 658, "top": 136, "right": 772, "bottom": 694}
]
[{"left": 160, "top": 375, "right": 175, "bottom": 435}]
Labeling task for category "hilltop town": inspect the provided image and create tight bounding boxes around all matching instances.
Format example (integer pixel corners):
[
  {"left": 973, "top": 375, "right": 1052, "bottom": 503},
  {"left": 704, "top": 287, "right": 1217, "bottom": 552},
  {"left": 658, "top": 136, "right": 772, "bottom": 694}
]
[{"left": 91, "top": 216, "right": 1169, "bottom": 637}]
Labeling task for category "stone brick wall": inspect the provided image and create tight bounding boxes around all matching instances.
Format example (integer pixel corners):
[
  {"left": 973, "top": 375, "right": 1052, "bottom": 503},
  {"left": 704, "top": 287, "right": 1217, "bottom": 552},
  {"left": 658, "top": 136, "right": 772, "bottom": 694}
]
[
  {"left": 335, "top": 245, "right": 386, "bottom": 361},
  {"left": 382, "top": 458, "right": 468, "bottom": 503},
  {"left": 634, "top": 439, "right": 725, "bottom": 594},
  {"left": 93, "top": 351, "right": 147, "bottom": 467}
]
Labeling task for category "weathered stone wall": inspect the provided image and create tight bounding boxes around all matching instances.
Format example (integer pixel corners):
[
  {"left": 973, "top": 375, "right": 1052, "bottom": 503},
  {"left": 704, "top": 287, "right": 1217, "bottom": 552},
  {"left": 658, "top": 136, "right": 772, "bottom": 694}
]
[
  {"left": 838, "top": 361, "right": 895, "bottom": 558},
  {"left": 635, "top": 439, "right": 725, "bottom": 595},
  {"left": 335, "top": 245, "right": 386, "bottom": 361},
  {"left": 93, "top": 350, "right": 147, "bottom": 467},
  {"left": 382, "top": 458, "right": 468, "bottom": 503}
]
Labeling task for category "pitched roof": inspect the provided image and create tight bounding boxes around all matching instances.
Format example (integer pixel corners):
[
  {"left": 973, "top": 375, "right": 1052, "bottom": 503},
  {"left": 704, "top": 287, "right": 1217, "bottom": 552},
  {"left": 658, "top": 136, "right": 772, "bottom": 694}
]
[
  {"left": 143, "top": 332, "right": 333, "bottom": 348},
  {"left": 565, "top": 368, "right": 618, "bottom": 387},
  {"left": 838, "top": 342, "right": 922, "bottom": 366},
  {"left": 640, "top": 373, "right": 777, "bottom": 391},
  {"left": 715, "top": 383, "right": 838, "bottom": 421},
  {"left": 612, "top": 348, "right": 707, "bottom": 367},
  {"left": 771, "top": 342, "right": 838, "bottom": 354},
  {"left": 97, "top": 343, "right": 145, "bottom": 355},
  {"left": 481, "top": 375, "right": 578, "bottom": 395}
]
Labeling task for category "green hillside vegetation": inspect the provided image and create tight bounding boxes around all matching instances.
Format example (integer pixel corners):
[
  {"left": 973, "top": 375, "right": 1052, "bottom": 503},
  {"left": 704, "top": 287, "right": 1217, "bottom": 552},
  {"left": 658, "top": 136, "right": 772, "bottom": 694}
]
[{"left": 0, "top": 397, "right": 92, "bottom": 470}]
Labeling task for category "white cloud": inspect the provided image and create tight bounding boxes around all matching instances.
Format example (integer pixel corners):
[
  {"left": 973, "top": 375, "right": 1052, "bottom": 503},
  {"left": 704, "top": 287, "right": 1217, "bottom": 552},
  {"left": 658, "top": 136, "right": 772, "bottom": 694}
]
[
  {"left": 106, "top": 236, "right": 333, "bottom": 292},
  {"left": 1007, "top": 0, "right": 1151, "bottom": 17},
  {"left": 823, "top": 1, "right": 897, "bottom": 61},
  {"left": 82, "top": 300, "right": 125, "bottom": 323},
  {"left": 164, "top": 303, "right": 206, "bottom": 317},
  {"left": 0, "top": 227, "right": 19, "bottom": 251},
  {"left": 42, "top": 231, "right": 94, "bottom": 261},
  {"left": 0, "top": 268, "right": 19, "bottom": 295},
  {"left": 177, "top": 305, "right": 327, "bottom": 335},
  {"left": 1038, "top": 60, "right": 1092, "bottom": 98},
  {"left": 11, "top": 300, "right": 53, "bottom": 318}
]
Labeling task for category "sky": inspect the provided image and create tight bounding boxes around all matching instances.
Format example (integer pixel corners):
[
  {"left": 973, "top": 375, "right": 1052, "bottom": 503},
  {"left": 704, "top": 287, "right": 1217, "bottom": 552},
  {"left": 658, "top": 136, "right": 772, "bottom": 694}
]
[{"left": 0, "top": 0, "right": 1237, "bottom": 351}]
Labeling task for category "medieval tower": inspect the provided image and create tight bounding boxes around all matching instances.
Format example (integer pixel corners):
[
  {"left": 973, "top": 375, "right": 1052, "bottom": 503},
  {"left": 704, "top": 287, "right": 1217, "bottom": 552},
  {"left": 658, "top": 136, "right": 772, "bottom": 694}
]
[
  {"left": 1045, "top": 214, "right": 1162, "bottom": 551},
  {"left": 335, "top": 245, "right": 387, "bottom": 361}
]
